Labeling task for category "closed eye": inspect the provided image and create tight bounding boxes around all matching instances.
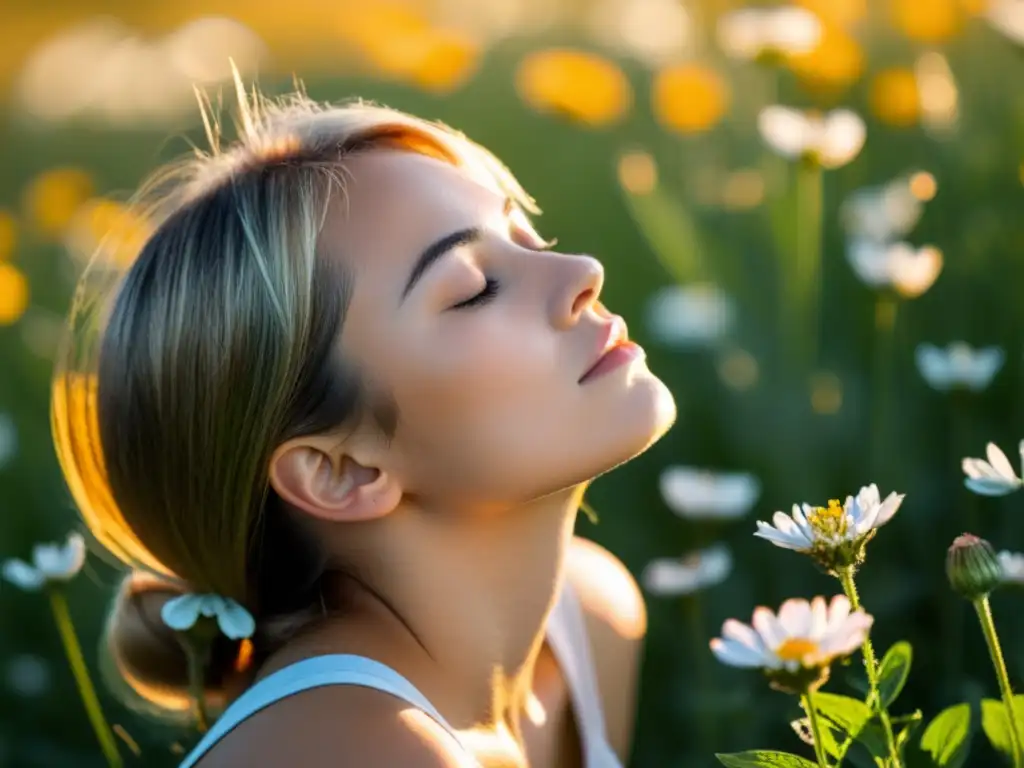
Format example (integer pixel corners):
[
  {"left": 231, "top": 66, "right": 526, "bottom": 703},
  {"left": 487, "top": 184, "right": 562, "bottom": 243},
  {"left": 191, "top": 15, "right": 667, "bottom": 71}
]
[
  {"left": 447, "top": 217, "right": 555, "bottom": 311},
  {"left": 451, "top": 278, "right": 500, "bottom": 310}
]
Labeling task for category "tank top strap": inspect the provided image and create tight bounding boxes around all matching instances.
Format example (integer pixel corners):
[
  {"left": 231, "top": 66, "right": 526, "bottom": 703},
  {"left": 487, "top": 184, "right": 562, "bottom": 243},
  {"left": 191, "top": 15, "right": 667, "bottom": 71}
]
[
  {"left": 177, "top": 654, "right": 465, "bottom": 768},
  {"left": 546, "top": 581, "right": 622, "bottom": 767}
]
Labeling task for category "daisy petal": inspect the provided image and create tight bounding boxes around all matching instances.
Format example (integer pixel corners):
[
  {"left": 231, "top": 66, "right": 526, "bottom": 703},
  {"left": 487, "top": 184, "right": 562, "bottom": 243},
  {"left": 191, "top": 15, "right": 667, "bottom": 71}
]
[
  {"left": 758, "top": 106, "right": 809, "bottom": 159},
  {"left": 161, "top": 594, "right": 204, "bottom": 631},
  {"left": 819, "top": 110, "right": 865, "bottom": 168},
  {"left": 986, "top": 443, "right": 1018, "bottom": 481},
  {"left": 826, "top": 594, "right": 851, "bottom": 624},
  {"left": 642, "top": 559, "right": 702, "bottom": 595},
  {"left": 710, "top": 637, "right": 766, "bottom": 668},
  {"left": 197, "top": 595, "right": 226, "bottom": 618},
  {"left": 752, "top": 606, "right": 786, "bottom": 648},
  {"left": 808, "top": 596, "right": 828, "bottom": 638},
  {"left": 874, "top": 492, "right": 904, "bottom": 526},
  {"left": 778, "top": 598, "right": 812, "bottom": 636},
  {"left": 771, "top": 511, "right": 801, "bottom": 534},
  {"left": 821, "top": 613, "right": 874, "bottom": 656},
  {"left": 2, "top": 560, "right": 45, "bottom": 591},
  {"left": 754, "top": 525, "right": 812, "bottom": 550},
  {"left": 858, "top": 483, "right": 881, "bottom": 508},
  {"left": 965, "top": 477, "right": 1021, "bottom": 496},
  {"left": 722, "top": 619, "right": 766, "bottom": 653},
  {"left": 217, "top": 599, "right": 256, "bottom": 640},
  {"left": 963, "top": 457, "right": 1002, "bottom": 479},
  {"left": 34, "top": 533, "right": 86, "bottom": 580}
]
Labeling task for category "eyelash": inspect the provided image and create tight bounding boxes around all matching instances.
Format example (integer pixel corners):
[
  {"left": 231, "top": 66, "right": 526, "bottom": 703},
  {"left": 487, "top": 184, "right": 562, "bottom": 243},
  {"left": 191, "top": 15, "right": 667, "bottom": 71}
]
[
  {"left": 449, "top": 226, "right": 556, "bottom": 311},
  {"left": 452, "top": 278, "right": 500, "bottom": 310}
]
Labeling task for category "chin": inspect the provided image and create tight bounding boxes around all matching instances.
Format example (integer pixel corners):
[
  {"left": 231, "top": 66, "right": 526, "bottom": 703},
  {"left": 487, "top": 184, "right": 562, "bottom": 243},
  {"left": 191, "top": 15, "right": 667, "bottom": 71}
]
[
  {"left": 610, "top": 373, "right": 676, "bottom": 463},
  {"left": 572, "top": 369, "right": 677, "bottom": 484}
]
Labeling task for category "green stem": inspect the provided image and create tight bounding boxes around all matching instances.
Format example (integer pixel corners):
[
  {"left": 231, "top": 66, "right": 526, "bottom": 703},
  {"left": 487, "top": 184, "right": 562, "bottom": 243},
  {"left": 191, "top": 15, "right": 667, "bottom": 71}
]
[
  {"left": 48, "top": 589, "right": 122, "bottom": 768},
  {"left": 803, "top": 690, "right": 831, "bottom": 768},
  {"left": 974, "top": 596, "right": 1024, "bottom": 768},
  {"left": 686, "top": 593, "right": 716, "bottom": 753},
  {"left": 795, "top": 159, "right": 823, "bottom": 370},
  {"left": 871, "top": 294, "right": 899, "bottom": 482},
  {"left": 185, "top": 642, "right": 211, "bottom": 733},
  {"left": 838, "top": 568, "right": 902, "bottom": 767}
]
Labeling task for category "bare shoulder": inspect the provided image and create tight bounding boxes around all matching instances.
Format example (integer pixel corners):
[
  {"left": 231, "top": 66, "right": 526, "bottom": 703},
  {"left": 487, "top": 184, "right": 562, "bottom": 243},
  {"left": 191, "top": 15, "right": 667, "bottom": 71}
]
[
  {"left": 197, "top": 684, "right": 471, "bottom": 768},
  {"left": 565, "top": 536, "right": 648, "bottom": 761}
]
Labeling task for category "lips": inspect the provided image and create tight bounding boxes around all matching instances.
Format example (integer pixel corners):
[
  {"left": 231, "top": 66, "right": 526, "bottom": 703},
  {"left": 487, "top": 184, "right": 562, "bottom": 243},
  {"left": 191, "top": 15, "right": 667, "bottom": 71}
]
[{"left": 579, "top": 316, "right": 631, "bottom": 383}]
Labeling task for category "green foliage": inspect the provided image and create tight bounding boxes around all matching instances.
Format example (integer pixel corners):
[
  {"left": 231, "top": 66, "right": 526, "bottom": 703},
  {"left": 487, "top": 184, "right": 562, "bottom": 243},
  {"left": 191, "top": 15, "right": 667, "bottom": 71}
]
[
  {"left": 6, "top": 7, "right": 1024, "bottom": 768},
  {"left": 717, "top": 751, "right": 820, "bottom": 767},
  {"left": 878, "top": 643, "right": 913, "bottom": 710},
  {"left": 981, "top": 696, "right": 1024, "bottom": 762},
  {"left": 917, "top": 704, "right": 974, "bottom": 768},
  {"left": 813, "top": 692, "right": 887, "bottom": 765}
]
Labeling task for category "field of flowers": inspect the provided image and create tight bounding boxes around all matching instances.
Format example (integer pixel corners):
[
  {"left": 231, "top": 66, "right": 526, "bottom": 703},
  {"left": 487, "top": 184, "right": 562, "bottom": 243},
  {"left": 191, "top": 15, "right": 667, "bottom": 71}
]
[{"left": 2, "top": 0, "right": 1024, "bottom": 765}]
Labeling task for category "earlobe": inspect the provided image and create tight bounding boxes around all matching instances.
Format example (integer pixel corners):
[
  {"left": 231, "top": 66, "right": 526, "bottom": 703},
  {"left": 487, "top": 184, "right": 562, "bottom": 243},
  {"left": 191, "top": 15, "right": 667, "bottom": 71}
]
[{"left": 268, "top": 440, "right": 402, "bottom": 524}]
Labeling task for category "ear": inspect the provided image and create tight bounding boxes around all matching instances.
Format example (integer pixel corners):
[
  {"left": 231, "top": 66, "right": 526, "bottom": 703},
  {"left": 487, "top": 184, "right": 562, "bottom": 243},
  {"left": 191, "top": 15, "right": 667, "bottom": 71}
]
[{"left": 268, "top": 436, "right": 402, "bottom": 524}]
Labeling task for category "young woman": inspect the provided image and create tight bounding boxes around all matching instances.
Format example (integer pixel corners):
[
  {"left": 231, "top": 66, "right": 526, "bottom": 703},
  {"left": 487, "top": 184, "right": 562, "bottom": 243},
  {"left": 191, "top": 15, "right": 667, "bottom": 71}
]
[{"left": 52, "top": 83, "right": 677, "bottom": 767}]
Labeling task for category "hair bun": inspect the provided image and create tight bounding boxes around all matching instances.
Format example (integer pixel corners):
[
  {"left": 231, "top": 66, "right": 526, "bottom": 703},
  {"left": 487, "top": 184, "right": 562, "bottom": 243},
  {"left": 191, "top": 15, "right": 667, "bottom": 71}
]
[{"left": 103, "top": 570, "right": 249, "bottom": 719}]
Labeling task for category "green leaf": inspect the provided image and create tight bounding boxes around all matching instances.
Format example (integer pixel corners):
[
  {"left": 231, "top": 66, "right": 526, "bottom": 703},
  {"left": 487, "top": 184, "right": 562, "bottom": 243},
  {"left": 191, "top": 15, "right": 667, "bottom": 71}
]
[
  {"left": 919, "top": 703, "right": 973, "bottom": 768},
  {"left": 716, "top": 751, "right": 819, "bottom": 767},
  {"left": 812, "top": 693, "right": 886, "bottom": 763},
  {"left": 980, "top": 696, "right": 1024, "bottom": 760},
  {"left": 878, "top": 642, "right": 913, "bottom": 708},
  {"left": 814, "top": 692, "right": 873, "bottom": 736}
]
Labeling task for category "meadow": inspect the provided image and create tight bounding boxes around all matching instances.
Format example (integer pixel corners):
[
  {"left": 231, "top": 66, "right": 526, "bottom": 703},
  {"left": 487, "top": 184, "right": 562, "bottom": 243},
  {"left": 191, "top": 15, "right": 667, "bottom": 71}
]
[{"left": 2, "top": 1, "right": 1024, "bottom": 765}]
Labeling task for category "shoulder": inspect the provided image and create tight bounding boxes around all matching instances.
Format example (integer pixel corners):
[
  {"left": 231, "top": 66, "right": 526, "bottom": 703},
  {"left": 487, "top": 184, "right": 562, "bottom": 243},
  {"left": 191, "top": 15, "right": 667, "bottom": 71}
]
[
  {"left": 565, "top": 536, "right": 648, "bottom": 760},
  {"left": 196, "top": 684, "right": 472, "bottom": 768},
  {"left": 566, "top": 536, "right": 648, "bottom": 642}
]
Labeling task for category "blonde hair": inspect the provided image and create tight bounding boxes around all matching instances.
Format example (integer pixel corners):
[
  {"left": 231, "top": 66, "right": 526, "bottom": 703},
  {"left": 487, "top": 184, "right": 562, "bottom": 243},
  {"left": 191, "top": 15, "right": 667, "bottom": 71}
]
[{"left": 50, "top": 73, "right": 538, "bottom": 715}]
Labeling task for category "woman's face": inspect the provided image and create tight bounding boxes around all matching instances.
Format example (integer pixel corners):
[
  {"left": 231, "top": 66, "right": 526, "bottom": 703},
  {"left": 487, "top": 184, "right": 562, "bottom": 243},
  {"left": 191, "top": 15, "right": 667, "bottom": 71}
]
[{"left": 326, "top": 150, "right": 676, "bottom": 509}]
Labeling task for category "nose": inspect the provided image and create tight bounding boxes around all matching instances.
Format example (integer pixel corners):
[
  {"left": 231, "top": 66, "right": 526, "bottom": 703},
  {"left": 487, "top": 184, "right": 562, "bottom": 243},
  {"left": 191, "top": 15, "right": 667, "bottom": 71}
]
[{"left": 552, "top": 254, "right": 604, "bottom": 329}]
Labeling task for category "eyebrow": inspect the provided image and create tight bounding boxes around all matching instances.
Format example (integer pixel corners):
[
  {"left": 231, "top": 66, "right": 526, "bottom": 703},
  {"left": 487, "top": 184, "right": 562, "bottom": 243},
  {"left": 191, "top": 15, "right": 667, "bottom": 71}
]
[{"left": 400, "top": 227, "right": 483, "bottom": 304}]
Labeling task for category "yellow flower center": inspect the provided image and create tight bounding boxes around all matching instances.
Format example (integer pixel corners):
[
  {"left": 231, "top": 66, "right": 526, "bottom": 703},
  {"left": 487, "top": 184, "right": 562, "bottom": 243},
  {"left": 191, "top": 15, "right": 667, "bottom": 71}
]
[
  {"left": 776, "top": 638, "right": 820, "bottom": 663},
  {"left": 808, "top": 499, "right": 849, "bottom": 540}
]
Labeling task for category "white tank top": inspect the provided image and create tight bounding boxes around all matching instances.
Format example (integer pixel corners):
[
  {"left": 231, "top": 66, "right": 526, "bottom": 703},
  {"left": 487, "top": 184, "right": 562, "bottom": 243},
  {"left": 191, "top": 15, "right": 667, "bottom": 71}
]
[{"left": 178, "top": 582, "right": 624, "bottom": 767}]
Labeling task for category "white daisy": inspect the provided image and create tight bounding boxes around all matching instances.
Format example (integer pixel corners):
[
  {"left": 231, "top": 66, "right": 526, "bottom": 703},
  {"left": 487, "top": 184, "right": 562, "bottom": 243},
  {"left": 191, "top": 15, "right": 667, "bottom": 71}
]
[
  {"left": 642, "top": 544, "right": 733, "bottom": 596},
  {"left": 717, "top": 6, "right": 821, "bottom": 62},
  {"left": 2, "top": 532, "right": 86, "bottom": 591},
  {"left": 986, "top": 0, "right": 1024, "bottom": 45},
  {"left": 758, "top": 106, "right": 865, "bottom": 169},
  {"left": 840, "top": 176, "right": 925, "bottom": 243},
  {"left": 916, "top": 342, "right": 1005, "bottom": 392},
  {"left": 645, "top": 283, "right": 735, "bottom": 348},
  {"left": 754, "top": 484, "right": 904, "bottom": 572},
  {"left": 161, "top": 593, "right": 256, "bottom": 640},
  {"left": 846, "top": 240, "right": 942, "bottom": 298},
  {"left": 998, "top": 550, "right": 1024, "bottom": 585},
  {"left": 659, "top": 467, "right": 761, "bottom": 520},
  {"left": 586, "top": 0, "right": 692, "bottom": 68},
  {"left": 711, "top": 595, "right": 873, "bottom": 692},
  {"left": 962, "top": 441, "right": 1024, "bottom": 497}
]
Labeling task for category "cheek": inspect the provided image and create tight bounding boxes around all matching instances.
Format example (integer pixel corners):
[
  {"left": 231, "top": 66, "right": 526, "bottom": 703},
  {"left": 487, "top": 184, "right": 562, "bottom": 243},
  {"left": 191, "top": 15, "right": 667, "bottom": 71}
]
[
  {"left": 387, "top": 318, "right": 576, "bottom": 489},
  {"left": 402, "top": 316, "right": 563, "bottom": 417}
]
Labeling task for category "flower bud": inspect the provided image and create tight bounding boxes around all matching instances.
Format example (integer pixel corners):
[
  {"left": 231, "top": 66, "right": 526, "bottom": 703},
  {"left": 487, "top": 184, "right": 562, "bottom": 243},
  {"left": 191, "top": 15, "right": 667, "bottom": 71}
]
[{"left": 946, "top": 533, "right": 1003, "bottom": 600}]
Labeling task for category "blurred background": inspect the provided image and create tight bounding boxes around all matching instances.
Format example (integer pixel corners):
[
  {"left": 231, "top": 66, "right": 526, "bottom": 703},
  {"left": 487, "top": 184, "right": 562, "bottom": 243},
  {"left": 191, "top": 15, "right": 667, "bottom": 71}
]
[{"left": 2, "top": 0, "right": 1024, "bottom": 765}]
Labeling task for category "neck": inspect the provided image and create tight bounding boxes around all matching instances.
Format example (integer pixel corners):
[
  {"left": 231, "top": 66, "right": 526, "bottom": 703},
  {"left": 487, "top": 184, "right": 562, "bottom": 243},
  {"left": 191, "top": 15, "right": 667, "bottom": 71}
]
[{"left": 322, "top": 485, "right": 586, "bottom": 736}]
